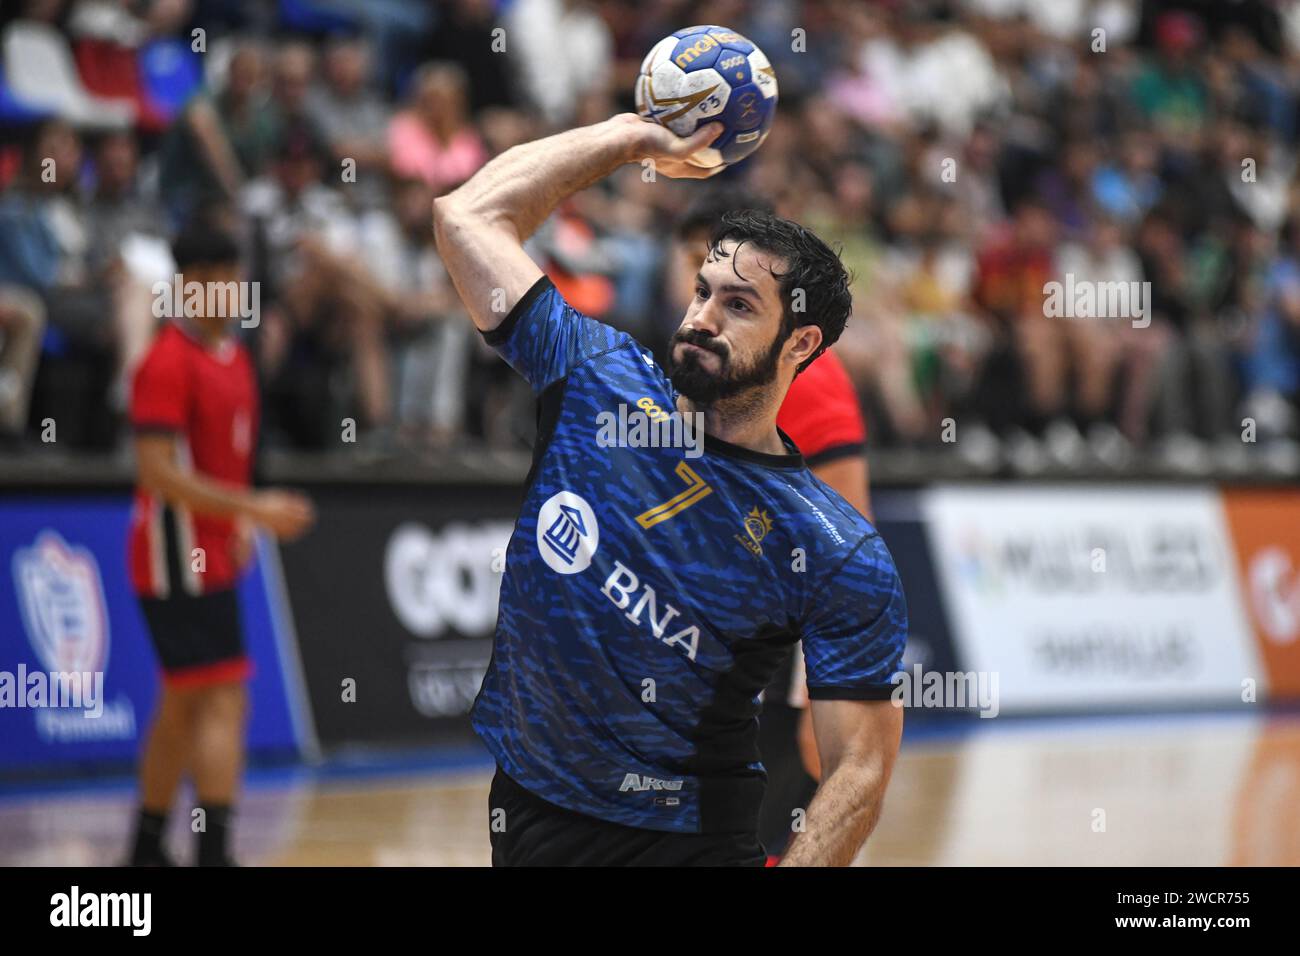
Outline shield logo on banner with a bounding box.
[12,530,110,676]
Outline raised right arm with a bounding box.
[432,113,721,333]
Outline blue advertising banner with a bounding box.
[0,496,309,774]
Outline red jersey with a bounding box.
[128,321,258,597]
[777,348,867,465]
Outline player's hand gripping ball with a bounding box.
[635,25,778,169]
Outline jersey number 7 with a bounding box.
[635,461,713,529]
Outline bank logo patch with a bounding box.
[537,492,599,574]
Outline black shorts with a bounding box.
[488,767,767,867]
[138,588,251,688]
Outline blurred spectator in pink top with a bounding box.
[387,62,487,193]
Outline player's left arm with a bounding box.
[796,455,872,780]
[779,697,902,866]
[781,534,907,866]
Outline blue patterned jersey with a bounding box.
[471,276,907,834]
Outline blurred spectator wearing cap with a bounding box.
[1135,10,1208,152]
[387,62,487,195]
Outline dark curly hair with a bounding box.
[706,209,852,374]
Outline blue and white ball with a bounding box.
[634,25,778,169]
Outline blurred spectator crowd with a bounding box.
[1,0,1300,475]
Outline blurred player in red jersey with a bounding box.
[126,226,315,866]
[670,191,872,861]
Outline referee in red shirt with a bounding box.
[126,226,315,866]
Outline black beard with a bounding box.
[668,326,784,406]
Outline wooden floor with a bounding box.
[3,712,1298,866]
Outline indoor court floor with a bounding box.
[3,711,1297,866]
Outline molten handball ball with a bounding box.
[634,24,778,169]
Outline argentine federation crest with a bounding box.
[12,530,111,675]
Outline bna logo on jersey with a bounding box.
[537,492,599,574]
[13,531,110,674]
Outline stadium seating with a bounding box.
[2,21,134,129]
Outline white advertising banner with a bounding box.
[922,486,1262,710]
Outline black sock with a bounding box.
[130,808,170,865]
[197,804,233,866]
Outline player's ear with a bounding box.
[786,323,822,367]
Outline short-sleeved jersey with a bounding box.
[128,321,258,598]
[771,348,870,708]
[471,276,907,834]
[776,348,867,465]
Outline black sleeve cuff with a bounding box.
[481,274,554,347]
[133,422,182,435]
[807,683,897,701]
[805,441,866,469]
